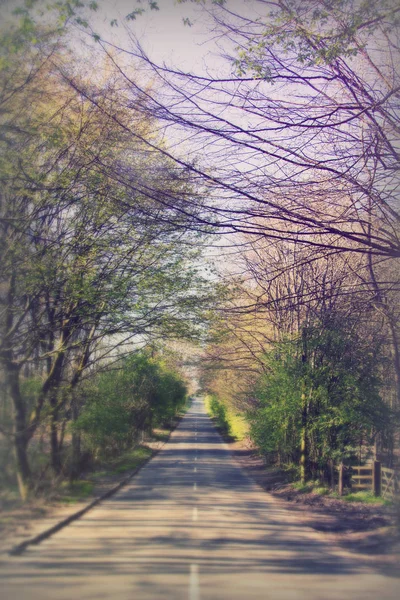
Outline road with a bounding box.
[0,398,398,599]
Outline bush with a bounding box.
[206,394,231,436]
[248,317,390,480]
[74,352,187,458]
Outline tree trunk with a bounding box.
[300,390,307,484]
[2,273,32,499]
[300,327,309,484]
[328,459,335,489]
[6,361,31,499]
[50,398,62,476]
[338,463,344,496]
[70,398,81,481]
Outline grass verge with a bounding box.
[290,480,391,505]
[204,394,248,441]
[342,491,390,505]
[57,480,95,504]
[104,446,153,475]
[0,407,189,548]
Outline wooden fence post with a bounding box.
[338,463,344,496]
[373,460,381,496]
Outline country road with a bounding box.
[0,398,398,600]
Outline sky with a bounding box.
[86,0,265,267]
[90,0,228,74]
[0,0,226,72]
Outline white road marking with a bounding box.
[189,564,199,600]
[195,457,197,461]
[193,482,197,491]
[194,467,197,473]
[192,507,198,522]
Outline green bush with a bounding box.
[74,352,187,458]
[248,316,390,480]
[206,394,231,435]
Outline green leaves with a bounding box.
[75,352,187,455]
[249,316,389,470]
[234,0,396,74]
[125,8,145,21]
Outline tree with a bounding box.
[200,227,396,477]
[74,351,187,458]
[249,315,389,481]
[0,15,214,496]
[58,0,397,420]
[105,0,397,258]
[111,0,400,419]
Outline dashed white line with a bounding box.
[192,507,198,522]
[193,482,197,491]
[194,466,197,473]
[189,564,199,600]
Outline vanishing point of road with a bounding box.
[0,398,398,599]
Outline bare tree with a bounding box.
[89,1,398,262]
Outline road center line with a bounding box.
[192,507,198,522]
[193,482,197,491]
[189,564,199,600]
[194,466,197,473]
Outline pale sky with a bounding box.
[91,0,228,74]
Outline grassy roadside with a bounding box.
[0,412,187,546]
[0,444,155,545]
[204,394,248,441]
[290,480,391,505]
[204,394,393,505]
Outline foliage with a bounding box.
[249,348,302,462]
[205,393,247,439]
[205,394,230,435]
[233,0,400,74]
[248,314,391,475]
[0,4,216,497]
[74,353,187,457]
[1,0,160,39]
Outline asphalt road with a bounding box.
[0,398,398,599]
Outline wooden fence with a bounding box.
[381,466,399,499]
[354,463,380,495]
[341,461,399,498]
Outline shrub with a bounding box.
[74,352,187,458]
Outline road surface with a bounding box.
[0,398,398,599]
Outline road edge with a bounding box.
[8,406,189,557]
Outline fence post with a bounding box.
[373,460,381,496]
[338,463,344,496]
